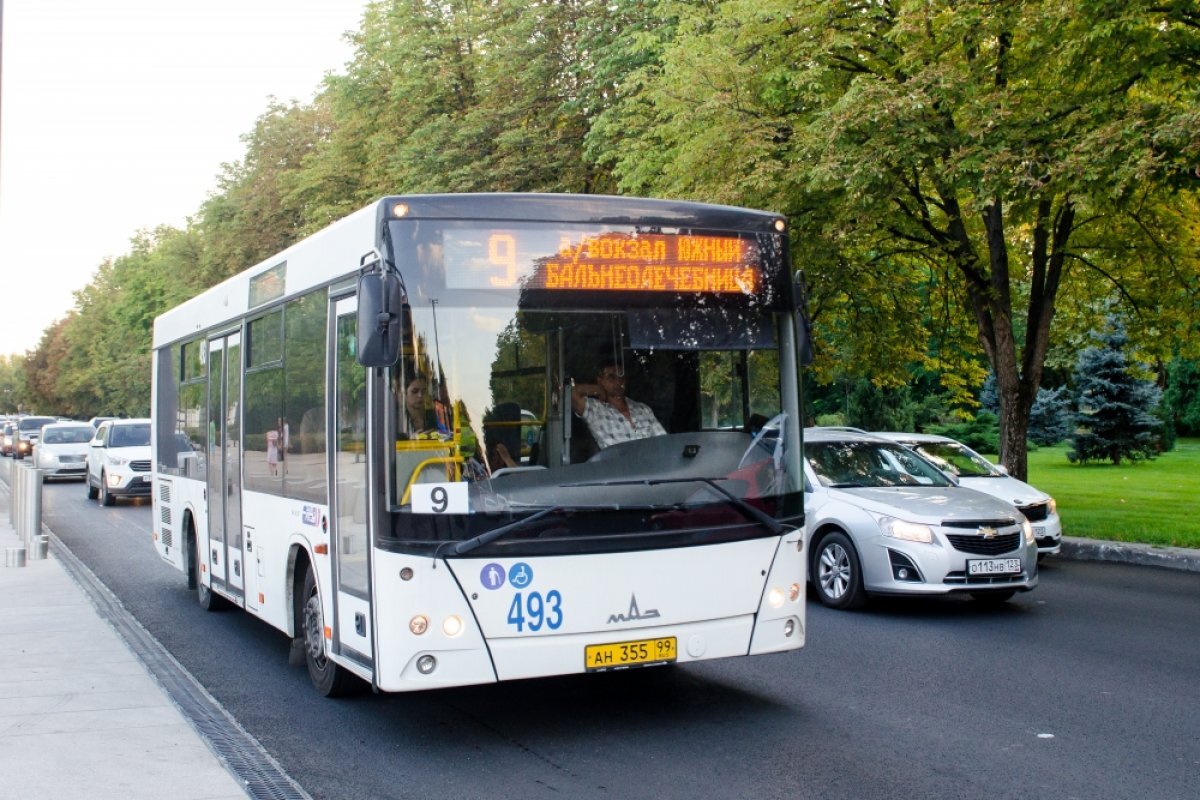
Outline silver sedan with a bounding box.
[804,429,1038,609]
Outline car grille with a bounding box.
[130,460,152,472]
[945,532,1022,555]
[1020,502,1049,522]
[943,570,1031,586]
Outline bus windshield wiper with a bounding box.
[440,505,563,557]
[563,477,786,535]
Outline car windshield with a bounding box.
[42,426,94,445]
[910,441,999,478]
[110,423,151,447]
[808,440,954,488]
[19,417,55,433]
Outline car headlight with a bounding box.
[1047,497,1057,515]
[876,515,934,543]
[108,455,130,467]
[1022,518,1035,545]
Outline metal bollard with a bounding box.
[13,463,26,539]
[31,535,49,561]
[5,546,26,568]
[28,466,43,545]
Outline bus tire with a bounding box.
[194,533,225,612]
[302,568,359,697]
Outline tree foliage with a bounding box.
[9,0,1199,469]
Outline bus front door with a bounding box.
[205,333,245,602]
[329,296,373,667]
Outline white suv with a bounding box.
[86,418,152,506]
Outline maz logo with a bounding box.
[607,594,661,624]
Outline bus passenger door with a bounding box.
[329,297,373,666]
[206,333,245,601]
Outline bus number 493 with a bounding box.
[507,590,564,632]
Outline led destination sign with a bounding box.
[443,227,762,295]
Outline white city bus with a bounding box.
[151,194,810,696]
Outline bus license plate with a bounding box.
[967,558,1021,576]
[585,637,677,672]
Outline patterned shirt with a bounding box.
[581,396,667,449]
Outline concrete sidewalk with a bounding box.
[0,504,251,799]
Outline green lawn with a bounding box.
[1004,438,1200,549]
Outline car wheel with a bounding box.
[302,568,360,697]
[970,590,1016,605]
[99,472,115,506]
[812,530,867,610]
[86,473,99,500]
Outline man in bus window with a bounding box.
[571,358,666,449]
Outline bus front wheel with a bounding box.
[193,531,225,612]
[301,568,359,697]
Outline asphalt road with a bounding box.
[31,475,1200,800]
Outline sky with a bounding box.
[0,0,370,357]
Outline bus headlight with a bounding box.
[442,615,463,637]
[767,587,785,609]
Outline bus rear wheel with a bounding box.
[302,568,359,697]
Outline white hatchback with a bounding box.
[876,432,1063,558]
[86,418,152,506]
[33,422,95,480]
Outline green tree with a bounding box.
[590,0,1200,480]
[1070,319,1162,464]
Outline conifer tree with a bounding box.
[1069,320,1161,465]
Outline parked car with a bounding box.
[13,415,58,459]
[86,418,152,506]
[875,432,1062,559]
[33,422,95,480]
[804,428,1038,609]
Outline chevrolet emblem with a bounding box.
[978,526,998,539]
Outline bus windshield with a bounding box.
[382,217,802,551]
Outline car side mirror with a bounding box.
[356,251,405,368]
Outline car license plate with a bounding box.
[585,637,677,672]
[141,475,152,483]
[967,558,1022,576]
[1032,526,1045,536]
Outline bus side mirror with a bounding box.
[793,273,814,367]
[357,263,404,368]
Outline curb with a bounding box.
[1059,536,1200,573]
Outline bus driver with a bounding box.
[571,358,666,449]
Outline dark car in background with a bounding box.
[14,416,57,459]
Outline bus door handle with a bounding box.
[355,613,366,637]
